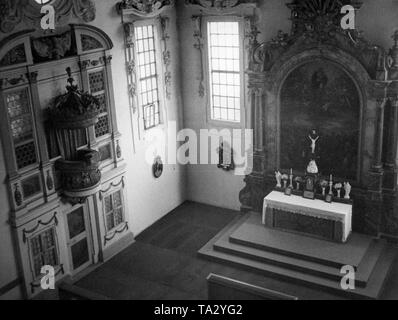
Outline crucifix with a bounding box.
[308,129,319,154]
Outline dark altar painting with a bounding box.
[280,61,360,180]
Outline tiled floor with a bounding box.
[74,201,398,300]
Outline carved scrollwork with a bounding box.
[116,141,122,159]
[46,171,54,191]
[117,0,173,17]
[159,15,172,99]
[32,31,74,62]
[388,31,398,81]
[14,183,23,207]
[81,35,103,52]
[104,222,129,246]
[0,0,96,34]
[186,0,257,10]
[250,1,385,80]
[0,44,26,67]
[22,212,58,243]
[0,74,26,88]
[124,22,138,113]
[192,15,205,97]
[99,177,125,200]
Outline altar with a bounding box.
[262,191,352,243]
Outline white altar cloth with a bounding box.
[262,191,352,242]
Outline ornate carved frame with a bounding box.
[239,1,398,238]
[0,0,96,34]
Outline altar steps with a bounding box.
[198,213,397,300]
[213,238,384,288]
[229,218,372,269]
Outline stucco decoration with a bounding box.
[252,0,387,80]
[0,0,96,34]
[186,0,257,9]
[117,0,173,17]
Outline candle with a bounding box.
[330,174,332,182]
[290,168,293,175]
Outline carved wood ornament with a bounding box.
[0,0,96,34]
[239,0,398,238]
[186,0,257,10]
[117,0,172,17]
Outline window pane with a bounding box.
[104,195,113,213]
[208,21,241,122]
[135,25,161,129]
[71,239,89,270]
[30,228,58,277]
[106,213,115,231]
[67,207,86,239]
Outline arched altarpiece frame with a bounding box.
[239,1,398,239]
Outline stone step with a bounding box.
[198,214,397,299]
[199,240,396,300]
[213,236,385,287]
[229,214,373,269]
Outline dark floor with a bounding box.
[75,201,398,300]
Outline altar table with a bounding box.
[262,191,352,243]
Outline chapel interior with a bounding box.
[1,0,398,301]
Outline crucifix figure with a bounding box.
[308,130,319,155]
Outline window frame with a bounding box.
[103,189,126,234]
[203,16,246,128]
[88,68,112,140]
[3,84,41,173]
[133,19,167,132]
[28,226,60,280]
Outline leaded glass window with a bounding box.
[30,228,58,278]
[104,190,124,232]
[207,21,242,123]
[5,88,38,169]
[89,70,110,138]
[135,25,161,130]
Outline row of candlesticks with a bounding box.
[275,170,352,199]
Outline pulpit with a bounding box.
[262,191,352,243]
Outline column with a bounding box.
[384,98,398,191]
[254,88,264,152]
[373,98,387,171]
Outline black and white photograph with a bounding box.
[0,0,398,310]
